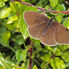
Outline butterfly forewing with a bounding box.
[24,11,49,27]
[28,22,47,39]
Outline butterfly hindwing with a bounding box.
[54,23,69,44]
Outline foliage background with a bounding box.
[0,0,69,69]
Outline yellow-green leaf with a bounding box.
[0,8,11,19]
[50,0,58,7]
[33,65,38,69]
[7,15,18,24]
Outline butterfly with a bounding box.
[24,11,69,46]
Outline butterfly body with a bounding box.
[24,11,69,46]
[42,17,54,36]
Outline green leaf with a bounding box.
[22,63,27,69]
[41,62,50,69]
[31,38,41,52]
[6,22,17,30]
[0,30,11,46]
[45,5,51,10]
[50,58,56,69]
[19,13,29,39]
[16,49,23,62]
[45,46,53,52]
[3,0,8,2]
[2,30,11,41]
[63,17,69,29]
[0,1,5,7]
[55,4,65,22]
[58,0,63,3]
[10,2,17,13]
[24,6,38,12]
[0,53,14,69]
[40,52,51,62]
[55,15,62,23]
[50,57,65,69]
[55,57,65,69]
[7,15,18,24]
[37,0,42,7]
[55,4,65,11]
[22,48,28,62]
[14,35,25,45]
[33,65,38,69]
[16,48,27,62]
[53,48,61,56]
[50,0,58,7]
[0,8,11,19]
[58,45,69,51]
[61,51,69,62]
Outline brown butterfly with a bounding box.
[24,11,69,46]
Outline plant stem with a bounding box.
[16,0,69,14]
[28,48,32,69]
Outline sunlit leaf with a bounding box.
[0,8,11,19]
[33,65,38,69]
[7,15,18,24]
[50,0,58,7]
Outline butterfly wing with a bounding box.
[54,23,69,44]
[24,11,57,46]
[40,23,57,46]
[24,11,49,39]
[24,11,49,27]
[28,23,47,39]
[28,22,57,46]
